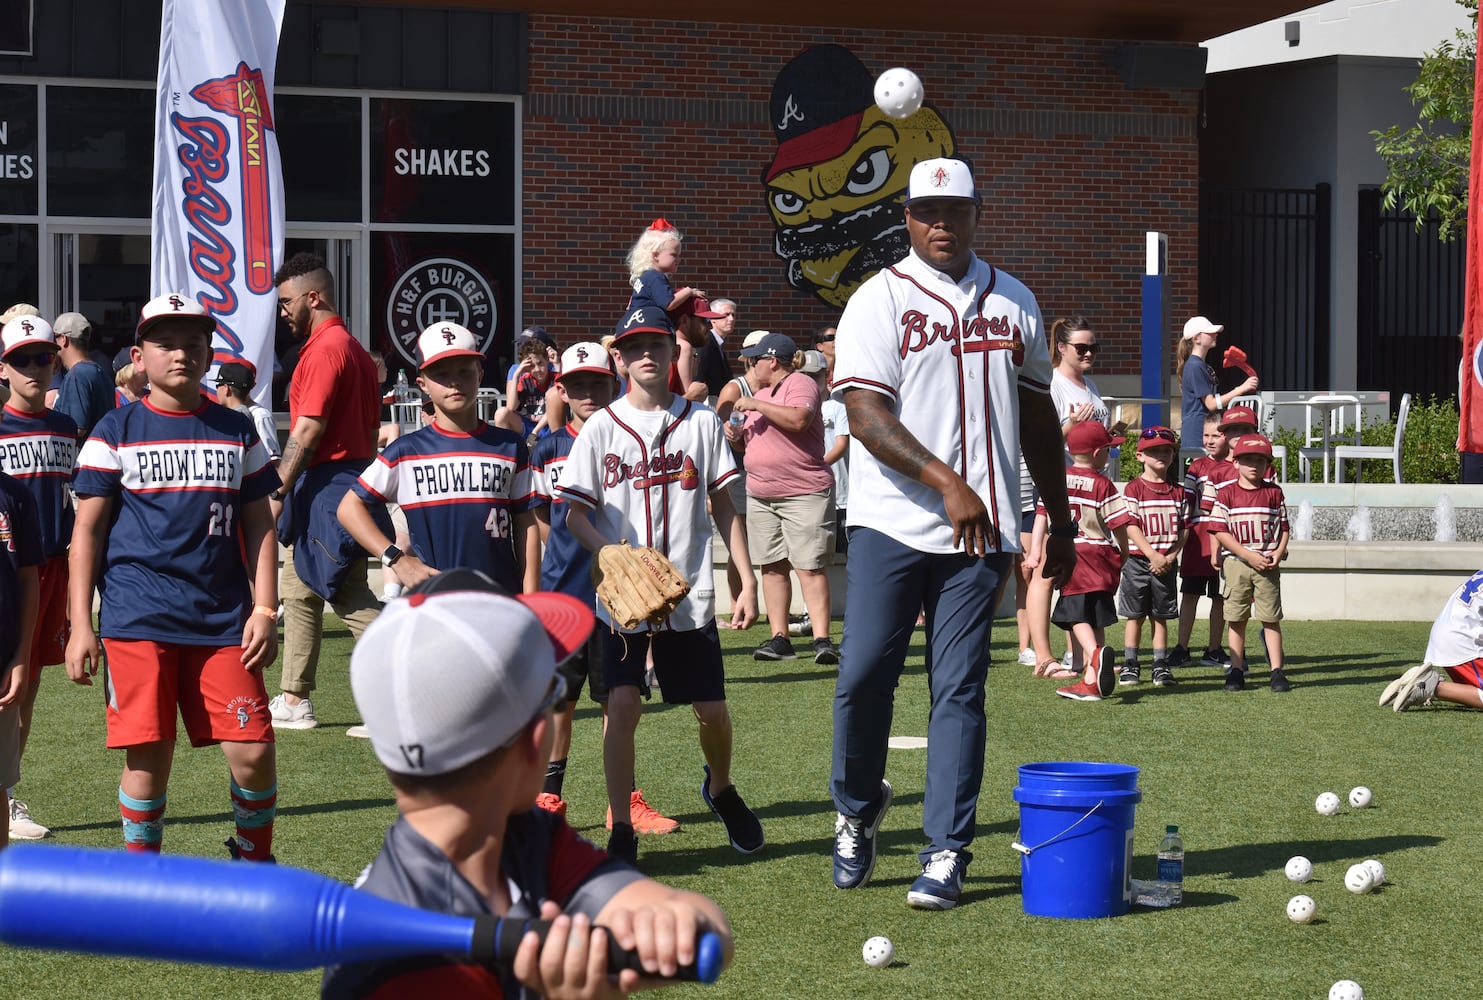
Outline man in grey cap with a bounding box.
[52,312,114,441]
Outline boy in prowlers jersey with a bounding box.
[0,315,76,839]
[339,322,538,595]
[66,293,281,860]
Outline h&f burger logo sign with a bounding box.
[386,257,497,367]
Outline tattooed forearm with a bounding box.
[844,388,937,483]
[276,436,309,492]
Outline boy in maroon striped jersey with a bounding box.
[1210,434,1291,693]
[1117,426,1188,687]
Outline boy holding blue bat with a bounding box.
[324,568,732,998]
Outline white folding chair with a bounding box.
[1297,394,1360,483]
[1335,393,1410,484]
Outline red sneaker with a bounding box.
[1056,680,1103,702]
[606,789,681,834]
[535,792,568,819]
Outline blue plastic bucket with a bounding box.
[1012,761,1142,919]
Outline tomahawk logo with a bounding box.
[778,94,805,130]
[387,257,497,369]
[930,165,950,188]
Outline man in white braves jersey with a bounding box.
[557,305,761,866]
[829,157,1077,910]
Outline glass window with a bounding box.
[370,98,515,226]
[0,85,37,215]
[277,94,360,223]
[372,231,515,381]
[0,224,38,307]
[47,87,153,218]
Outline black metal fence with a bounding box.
[1198,184,1331,392]
[1356,187,1464,405]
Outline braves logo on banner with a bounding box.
[152,0,286,404]
[386,257,497,369]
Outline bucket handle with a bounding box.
[1010,799,1104,856]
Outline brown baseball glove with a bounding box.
[592,542,692,631]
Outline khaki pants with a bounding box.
[279,546,381,696]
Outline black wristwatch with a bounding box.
[380,544,404,567]
[269,489,285,502]
[1048,520,1080,539]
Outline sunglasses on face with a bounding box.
[6,351,55,369]
[1141,427,1177,443]
[1068,342,1099,356]
[817,335,835,343]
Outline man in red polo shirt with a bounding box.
[267,253,385,735]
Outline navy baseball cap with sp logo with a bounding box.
[137,292,217,341]
[416,322,484,369]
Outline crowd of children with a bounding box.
[1025,399,1293,702]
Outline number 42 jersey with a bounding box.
[73,398,280,645]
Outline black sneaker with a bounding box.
[1223,667,1246,692]
[1165,645,1191,667]
[607,822,639,864]
[223,837,275,863]
[1202,647,1232,667]
[1118,660,1141,686]
[1094,646,1118,697]
[813,637,840,665]
[1151,660,1176,687]
[1269,668,1292,693]
[753,634,797,660]
[701,764,764,854]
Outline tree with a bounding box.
[1372,0,1478,241]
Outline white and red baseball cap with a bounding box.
[350,569,594,776]
[556,341,616,382]
[1,315,57,360]
[905,157,980,205]
[416,322,484,370]
[137,293,217,340]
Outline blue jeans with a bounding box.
[831,527,1009,864]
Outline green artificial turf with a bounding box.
[2,614,1475,998]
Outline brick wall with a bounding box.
[522,17,1200,377]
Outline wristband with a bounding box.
[1047,520,1079,539]
[252,605,279,621]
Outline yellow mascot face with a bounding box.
[763,45,958,309]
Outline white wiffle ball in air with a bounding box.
[874,68,924,119]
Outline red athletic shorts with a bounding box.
[29,555,69,676]
[101,639,275,749]
[1444,657,1483,689]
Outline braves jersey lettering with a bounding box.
[126,443,241,490]
[556,396,736,632]
[832,249,1053,555]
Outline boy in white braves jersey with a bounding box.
[1380,567,1483,712]
[558,305,761,865]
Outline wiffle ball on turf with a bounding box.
[1315,791,1341,816]
[873,68,924,119]
[1286,894,1317,923]
[1348,786,1372,808]
[1329,980,1364,1000]
[862,936,894,968]
[1361,858,1386,886]
[1344,863,1375,894]
[1284,856,1313,883]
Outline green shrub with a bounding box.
[1274,395,1460,484]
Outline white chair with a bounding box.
[1334,393,1410,484]
[1223,394,1288,481]
[1297,394,1361,483]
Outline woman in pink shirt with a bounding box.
[724,333,838,665]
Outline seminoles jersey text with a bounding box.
[1211,482,1289,559]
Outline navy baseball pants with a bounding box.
[831,527,1010,864]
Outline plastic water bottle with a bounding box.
[1156,825,1184,904]
[394,368,410,403]
[728,412,745,429]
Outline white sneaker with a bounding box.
[268,694,318,730]
[8,795,50,840]
[345,725,370,739]
[787,613,812,637]
[1017,648,1038,667]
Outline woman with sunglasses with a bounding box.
[1018,317,1118,678]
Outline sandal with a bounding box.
[1036,660,1079,680]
